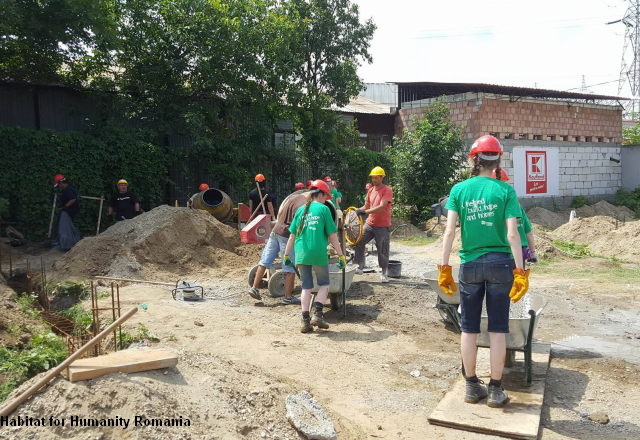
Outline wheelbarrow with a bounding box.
[248,262,288,297]
[422,267,462,332]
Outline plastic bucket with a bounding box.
[387,260,402,278]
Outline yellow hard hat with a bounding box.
[369,166,385,177]
[117,179,128,185]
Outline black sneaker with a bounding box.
[300,316,313,333]
[248,287,262,301]
[487,385,509,408]
[464,380,488,404]
[310,313,329,329]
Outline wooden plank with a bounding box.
[428,343,551,440]
[64,349,177,382]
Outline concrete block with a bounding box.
[576,181,584,189]
[571,175,580,181]
[571,189,581,196]
[560,147,570,153]
[571,160,579,167]
[559,182,567,190]
[560,160,571,168]
[560,174,571,182]
[567,181,576,189]
[584,181,592,189]
[566,153,574,160]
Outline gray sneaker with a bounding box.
[355,267,364,275]
[487,385,509,408]
[283,296,301,305]
[464,380,488,404]
[248,287,262,301]
[300,316,313,333]
[310,313,329,329]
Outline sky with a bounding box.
[352,0,632,97]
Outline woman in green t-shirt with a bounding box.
[284,180,346,333]
[439,135,530,408]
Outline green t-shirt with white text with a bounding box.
[330,188,342,209]
[289,201,338,266]
[517,206,532,247]
[445,177,521,264]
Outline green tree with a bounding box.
[279,0,376,175]
[387,100,467,224]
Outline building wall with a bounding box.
[395,93,623,143]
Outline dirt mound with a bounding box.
[550,216,640,261]
[390,217,426,240]
[551,216,620,244]
[53,206,259,280]
[526,207,567,230]
[576,200,635,221]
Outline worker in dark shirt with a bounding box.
[53,174,81,250]
[54,174,79,219]
[108,179,140,221]
[249,174,275,220]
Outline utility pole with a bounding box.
[611,0,640,117]
[580,75,588,93]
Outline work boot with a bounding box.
[310,312,329,329]
[300,316,313,333]
[464,380,488,404]
[487,385,509,408]
[248,287,262,301]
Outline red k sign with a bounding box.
[526,151,547,194]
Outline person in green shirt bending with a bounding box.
[284,180,346,333]
[439,135,529,409]
[492,169,537,264]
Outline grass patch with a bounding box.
[48,281,90,299]
[58,304,93,331]
[0,332,67,403]
[551,240,592,257]
[533,258,640,283]
[118,323,159,348]
[398,235,437,246]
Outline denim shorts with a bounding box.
[298,264,330,290]
[459,252,514,334]
[259,233,295,274]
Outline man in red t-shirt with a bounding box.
[355,166,393,283]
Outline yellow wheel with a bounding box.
[344,207,364,245]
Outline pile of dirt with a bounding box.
[53,206,260,281]
[551,216,640,261]
[526,207,567,230]
[576,200,635,221]
[0,276,46,349]
[390,217,426,240]
[551,216,619,244]
[423,228,462,263]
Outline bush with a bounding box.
[570,195,589,209]
[615,188,640,217]
[0,124,168,239]
[387,99,467,224]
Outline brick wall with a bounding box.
[395,94,623,143]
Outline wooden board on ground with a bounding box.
[428,343,551,440]
[64,349,178,382]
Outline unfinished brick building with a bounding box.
[392,82,627,207]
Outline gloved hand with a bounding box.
[283,254,293,267]
[526,251,538,264]
[437,264,457,297]
[337,255,346,270]
[355,209,366,217]
[509,268,530,303]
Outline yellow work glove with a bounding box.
[283,255,293,267]
[437,264,457,297]
[509,268,530,303]
[337,255,346,270]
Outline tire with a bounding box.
[436,296,452,324]
[268,271,287,297]
[329,292,341,311]
[248,265,266,288]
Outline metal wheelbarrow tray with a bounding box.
[423,268,462,332]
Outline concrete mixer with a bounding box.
[191,188,234,222]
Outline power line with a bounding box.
[414,22,619,39]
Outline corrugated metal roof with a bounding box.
[392,81,628,102]
[333,95,393,115]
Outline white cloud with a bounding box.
[354,0,630,97]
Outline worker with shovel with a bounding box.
[354,166,394,283]
[283,180,346,333]
[492,169,538,264]
[439,135,529,408]
[249,174,275,220]
[247,189,307,305]
[108,179,140,221]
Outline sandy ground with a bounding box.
[2,240,640,440]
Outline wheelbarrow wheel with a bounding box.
[436,296,452,324]
[329,292,341,311]
[268,271,287,297]
[248,265,267,288]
